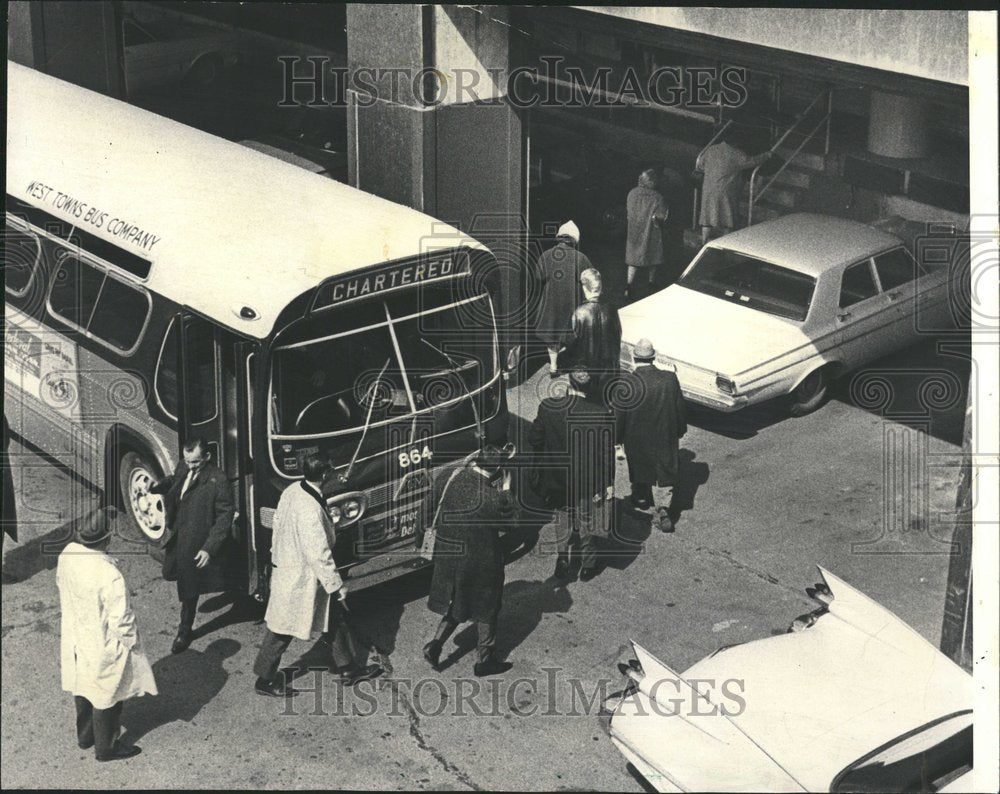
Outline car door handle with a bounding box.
[887,290,902,301]
[837,311,852,322]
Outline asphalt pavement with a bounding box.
[1,337,967,790]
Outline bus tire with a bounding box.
[118,450,167,546]
[787,367,829,417]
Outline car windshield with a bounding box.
[831,712,972,793]
[270,284,497,437]
[678,247,816,321]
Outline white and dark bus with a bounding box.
[5,62,512,592]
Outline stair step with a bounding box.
[739,200,783,223]
[777,146,826,172]
[772,167,813,189]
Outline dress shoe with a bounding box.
[423,640,443,670]
[579,566,599,582]
[548,368,559,379]
[339,663,383,686]
[554,555,571,581]
[255,677,299,698]
[78,738,95,750]
[657,515,675,533]
[473,659,513,677]
[171,630,192,654]
[96,745,142,762]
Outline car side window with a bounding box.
[839,260,878,308]
[874,248,919,291]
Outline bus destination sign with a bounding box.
[316,251,471,309]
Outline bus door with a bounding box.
[174,310,257,589]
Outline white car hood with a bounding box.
[611,567,973,792]
[618,286,812,378]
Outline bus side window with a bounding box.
[48,254,150,354]
[3,222,41,299]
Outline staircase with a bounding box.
[683,87,834,249]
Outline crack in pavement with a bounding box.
[390,681,482,791]
[689,542,806,598]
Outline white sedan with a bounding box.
[619,214,955,415]
[606,566,973,792]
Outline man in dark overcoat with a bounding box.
[625,169,669,300]
[424,445,517,677]
[149,437,234,653]
[615,338,687,533]
[534,220,590,378]
[563,268,622,395]
[529,367,616,582]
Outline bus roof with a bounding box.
[6,62,487,339]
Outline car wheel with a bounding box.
[788,367,829,416]
[118,450,166,544]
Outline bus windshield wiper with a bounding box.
[421,338,483,443]
[341,357,391,484]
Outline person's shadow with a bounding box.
[670,449,710,529]
[121,637,239,744]
[438,578,573,669]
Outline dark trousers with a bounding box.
[253,600,363,682]
[177,597,198,634]
[74,696,123,757]
[433,607,497,664]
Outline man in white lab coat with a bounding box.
[252,454,382,697]
[57,509,157,761]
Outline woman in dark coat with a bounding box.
[534,220,592,377]
[424,447,517,676]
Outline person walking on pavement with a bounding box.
[57,509,157,761]
[625,169,669,300]
[423,445,518,677]
[564,268,622,395]
[529,366,616,582]
[697,126,772,243]
[149,437,235,654]
[534,220,591,378]
[615,339,687,533]
[253,454,382,697]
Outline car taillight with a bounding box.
[716,376,737,394]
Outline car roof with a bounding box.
[707,213,904,277]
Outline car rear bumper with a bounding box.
[680,386,749,412]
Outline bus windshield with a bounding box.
[270,283,498,437]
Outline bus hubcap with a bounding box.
[129,468,165,541]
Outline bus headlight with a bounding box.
[327,493,367,526]
[716,376,737,395]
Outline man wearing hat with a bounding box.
[534,220,592,378]
[529,366,616,581]
[616,339,687,532]
[252,454,382,697]
[424,444,518,676]
[57,509,157,761]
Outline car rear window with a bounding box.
[678,248,816,321]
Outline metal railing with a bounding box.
[747,88,833,226]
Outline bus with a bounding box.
[4,62,513,593]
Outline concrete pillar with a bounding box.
[867,90,930,159]
[345,4,523,339]
[7,0,123,98]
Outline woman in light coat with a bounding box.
[57,510,156,761]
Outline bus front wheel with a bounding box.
[118,451,166,544]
